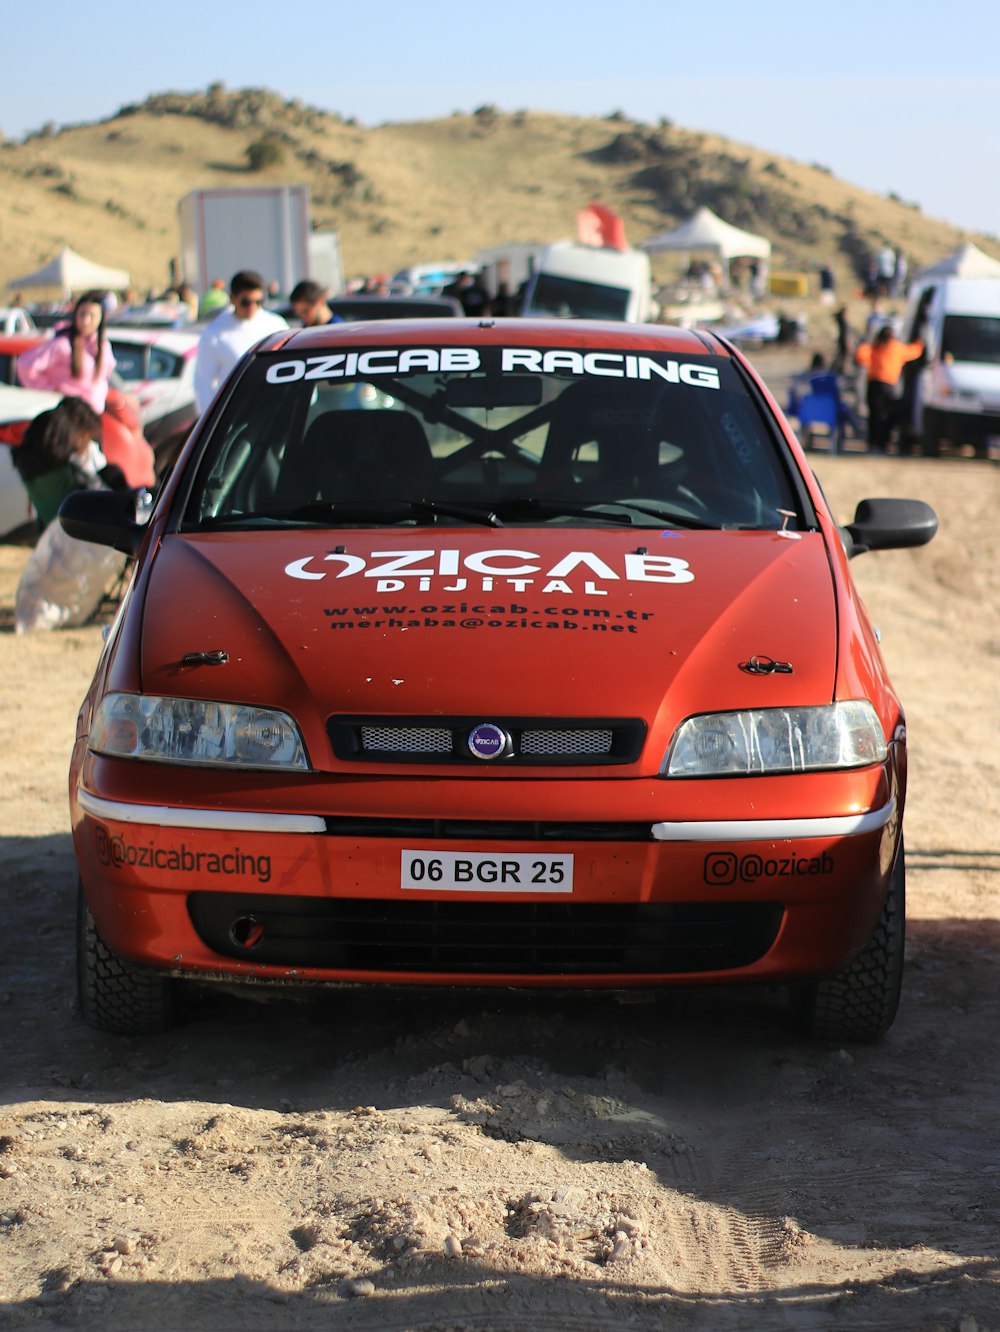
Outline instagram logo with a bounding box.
[704,851,738,886]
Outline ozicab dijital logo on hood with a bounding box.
[284,547,695,596]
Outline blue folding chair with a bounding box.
[787,373,859,454]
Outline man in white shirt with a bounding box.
[193,269,288,414]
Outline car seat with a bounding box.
[277,408,435,509]
[540,381,692,501]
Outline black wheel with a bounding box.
[791,844,905,1043]
[971,432,994,460]
[77,881,177,1035]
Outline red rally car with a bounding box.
[60,318,937,1040]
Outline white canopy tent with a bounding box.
[912,241,1000,284]
[641,206,771,290]
[6,246,130,298]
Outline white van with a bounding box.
[520,242,654,323]
[901,277,1000,457]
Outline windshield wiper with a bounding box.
[408,498,503,526]
[492,496,721,529]
[196,497,727,531]
[211,498,505,528]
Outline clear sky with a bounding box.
[4,0,998,237]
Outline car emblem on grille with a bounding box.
[467,723,509,761]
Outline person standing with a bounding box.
[288,280,343,326]
[854,324,924,452]
[892,252,909,298]
[16,290,116,414]
[490,281,513,317]
[175,281,199,323]
[819,264,836,306]
[876,246,896,298]
[832,306,853,373]
[199,279,230,319]
[193,270,287,414]
[443,271,491,317]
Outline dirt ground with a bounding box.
[1,346,999,1330]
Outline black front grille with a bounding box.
[327,715,646,766]
[188,893,783,976]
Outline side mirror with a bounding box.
[841,497,938,558]
[59,488,151,556]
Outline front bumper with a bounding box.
[71,753,902,989]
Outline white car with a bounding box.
[0,307,37,335]
[107,329,200,473]
[0,384,62,537]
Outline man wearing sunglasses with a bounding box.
[194,269,288,414]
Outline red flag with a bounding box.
[576,203,627,251]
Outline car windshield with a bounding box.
[527,274,631,321]
[941,314,1000,364]
[182,343,802,532]
[327,300,459,321]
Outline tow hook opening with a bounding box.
[230,916,265,949]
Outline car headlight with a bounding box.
[90,693,309,770]
[663,701,887,777]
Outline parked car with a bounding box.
[0,333,50,388]
[62,317,937,1040]
[108,329,200,474]
[390,262,477,297]
[322,295,462,322]
[0,384,62,536]
[0,332,155,488]
[0,307,37,335]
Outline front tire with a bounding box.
[791,844,905,1043]
[77,881,177,1035]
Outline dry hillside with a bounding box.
[1,85,997,297]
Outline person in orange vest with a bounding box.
[854,323,924,452]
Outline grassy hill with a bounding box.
[1,86,996,300]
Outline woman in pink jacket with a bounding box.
[16,290,116,413]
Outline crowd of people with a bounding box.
[4,239,933,629]
[783,288,925,455]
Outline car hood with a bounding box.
[139,528,837,752]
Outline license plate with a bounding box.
[400,849,574,893]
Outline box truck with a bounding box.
[179,186,342,299]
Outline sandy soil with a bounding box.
[1,347,998,1330]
